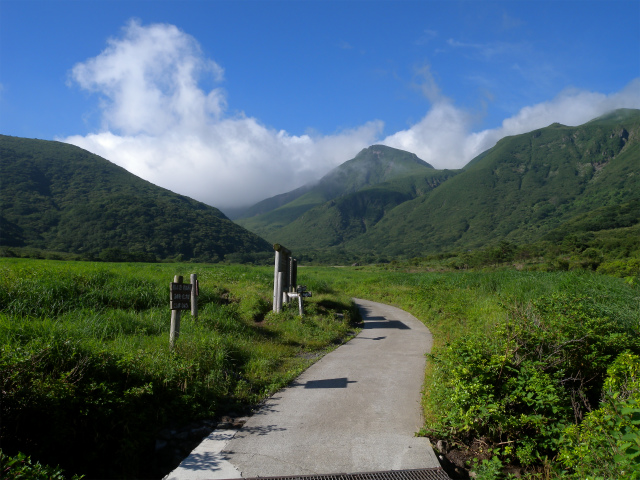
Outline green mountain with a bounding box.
[235,144,453,245]
[345,108,640,258]
[236,109,639,260]
[0,135,271,261]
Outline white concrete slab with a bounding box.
[163,430,241,479]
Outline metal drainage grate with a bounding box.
[242,467,451,480]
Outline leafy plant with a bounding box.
[558,352,640,479]
[0,451,83,479]
[0,259,358,478]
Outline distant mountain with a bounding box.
[235,144,452,245]
[0,135,271,261]
[346,108,640,257]
[236,109,639,260]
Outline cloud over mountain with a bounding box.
[64,20,640,210]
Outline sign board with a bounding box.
[170,282,192,310]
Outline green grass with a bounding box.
[3,258,639,478]
[304,266,640,478]
[0,258,359,478]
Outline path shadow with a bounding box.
[364,319,410,329]
[290,377,357,389]
[305,377,357,389]
[252,399,281,415]
[233,424,287,438]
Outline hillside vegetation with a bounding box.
[236,109,640,264]
[0,135,271,262]
[235,144,453,245]
[0,258,358,478]
[349,109,640,258]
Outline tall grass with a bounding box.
[303,266,640,478]
[0,259,358,478]
[4,259,638,478]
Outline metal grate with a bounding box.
[241,468,451,480]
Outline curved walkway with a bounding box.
[165,298,441,479]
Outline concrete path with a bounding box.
[165,298,440,479]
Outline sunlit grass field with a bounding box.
[0,258,358,478]
[2,259,639,478]
[309,265,640,478]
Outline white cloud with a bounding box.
[64,20,640,211]
[64,20,382,210]
[383,78,640,169]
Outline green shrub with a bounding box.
[422,293,640,469]
[558,352,640,479]
[0,450,83,479]
[0,259,358,478]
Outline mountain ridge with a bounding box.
[236,109,640,259]
[235,144,441,240]
[0,135,271,261]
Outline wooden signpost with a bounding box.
[170,280,192,310]
[169,274,199,349]
[272,244,310,316]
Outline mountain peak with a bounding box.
[355,144,434,169]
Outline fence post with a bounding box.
[291,259,298,292]
[277,272,285,313]
[190,273,198,320]
[273,250,281,312]
[273,244,291,312]
[170,275,183,350]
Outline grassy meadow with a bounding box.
[0,258,358,478]
[309,265,640,479]
[2,258,639,478]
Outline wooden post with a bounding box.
[273,250,281,312]
[288,257,294,292]
[276,272,284,313]
[190,273,198,320]
[170,275,183,349]
[291,259,298,292]
[273,244,291,312]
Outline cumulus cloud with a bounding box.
[64,20,640,210]
[383,78,640,169]
[64,20,381,210]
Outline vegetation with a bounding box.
[0,135,271,262]
[2,255,639,478]
[305,265,640,478]
[237,109,640,261]
[235,144,449,244]
[346,109,640,258]
[0,258,359,478]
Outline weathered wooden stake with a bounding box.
[273,250,281,311]
[170,275,183,349]
[273,244,291,312]
[190,273,198,320]
[291,259,298,292]
[276,272,284,312]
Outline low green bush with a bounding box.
[558,352,640,479]
[422,292,640,474]
[0,259,358,478]
[0,450,83,479]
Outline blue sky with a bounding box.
[1,0,639,210]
